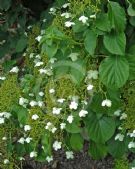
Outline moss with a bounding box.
[0,75,20,112]
[114,158,129,169]
[27,107,46,141]
[122,81,135,131]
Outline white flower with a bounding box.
[52,107,62,115]
[65,21,75,27]
[29,100,38,107]
[4,159,9,164]
[90,14,96,19]
[115,133,124,141]
[49,58,57,64]
[24,125,31,132]
[35,35,42,42]
[101,99,112,107]
[29,93,34,97]
[79,110,88,117]
[39,68,47,74]
[69,101,78,110]
[46,156,53,163]
[45,122,52,130]
[53,141,62,151]
[68,53,79,62]
[51,127,57,133]
[57,98,65,103]
[0,118,5,124]
[38,101,44,107]
[18,137,25,144]
[10,66,19,73]
[39,91,44,97]
[2,137,7,141]
[49,7,56,15]
[35,54,41,59]
[19,97,28,107]
[120,113,127,120]
[67,115,74,123]
[30,151,37,158]
[60,123,66,130]
[61,12,72,19]
[19,157,25,161]
[49,88,55,94]
[32,114,39,120]
[25,137,32,143]
[87,70,98,79]
[29,53,34,58]
[3,112,11,119]
[34,61,44,67]
[128,142,135,149]
[66,151,74,159]
[132,167,135,169]
[0,76,6,80]
[62,3,70,8]
[114,109,121,116]
[79,15,88,24]
[87,84,94,91]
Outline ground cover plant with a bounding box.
[0,0,135,168]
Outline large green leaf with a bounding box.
[99,56,129,89]
[108,1,126,32]
[103,32,126,55]
[108,138,128,158]
[89,141,107,159]
[95,13,111,32]
[85,113,116,143]
[84,30,97,55]
[70,133,84,151]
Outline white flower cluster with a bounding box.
[53,141,62,151]
[0,76,6,81]
[18,137,32,144]
[45,122,57,133]
[0,112,11,124]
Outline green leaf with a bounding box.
[84,30,97,55]
[95,13,111,32]
[12,105,28,124]
[53,60,86,85]
[99,56,129,89]
[73,20,87,33]
[103,32,126,55]
[108,1,126,32]
[41,43,58,58]
[70,133,84,151]
[108,138,128,158]
[90,93,107,114]
[66,122,81,134]
[0,0,11,10]
[89,141,107,159]
[85,113,116,143]
[16,36,27,53]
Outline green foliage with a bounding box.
[0,75,20,112]
[1,0,135,166]
[99,56,129,89]
[114,158,129,169]
[85,112,116,143]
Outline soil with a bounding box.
[23,143,114,169]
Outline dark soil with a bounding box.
[23,143,114,169]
